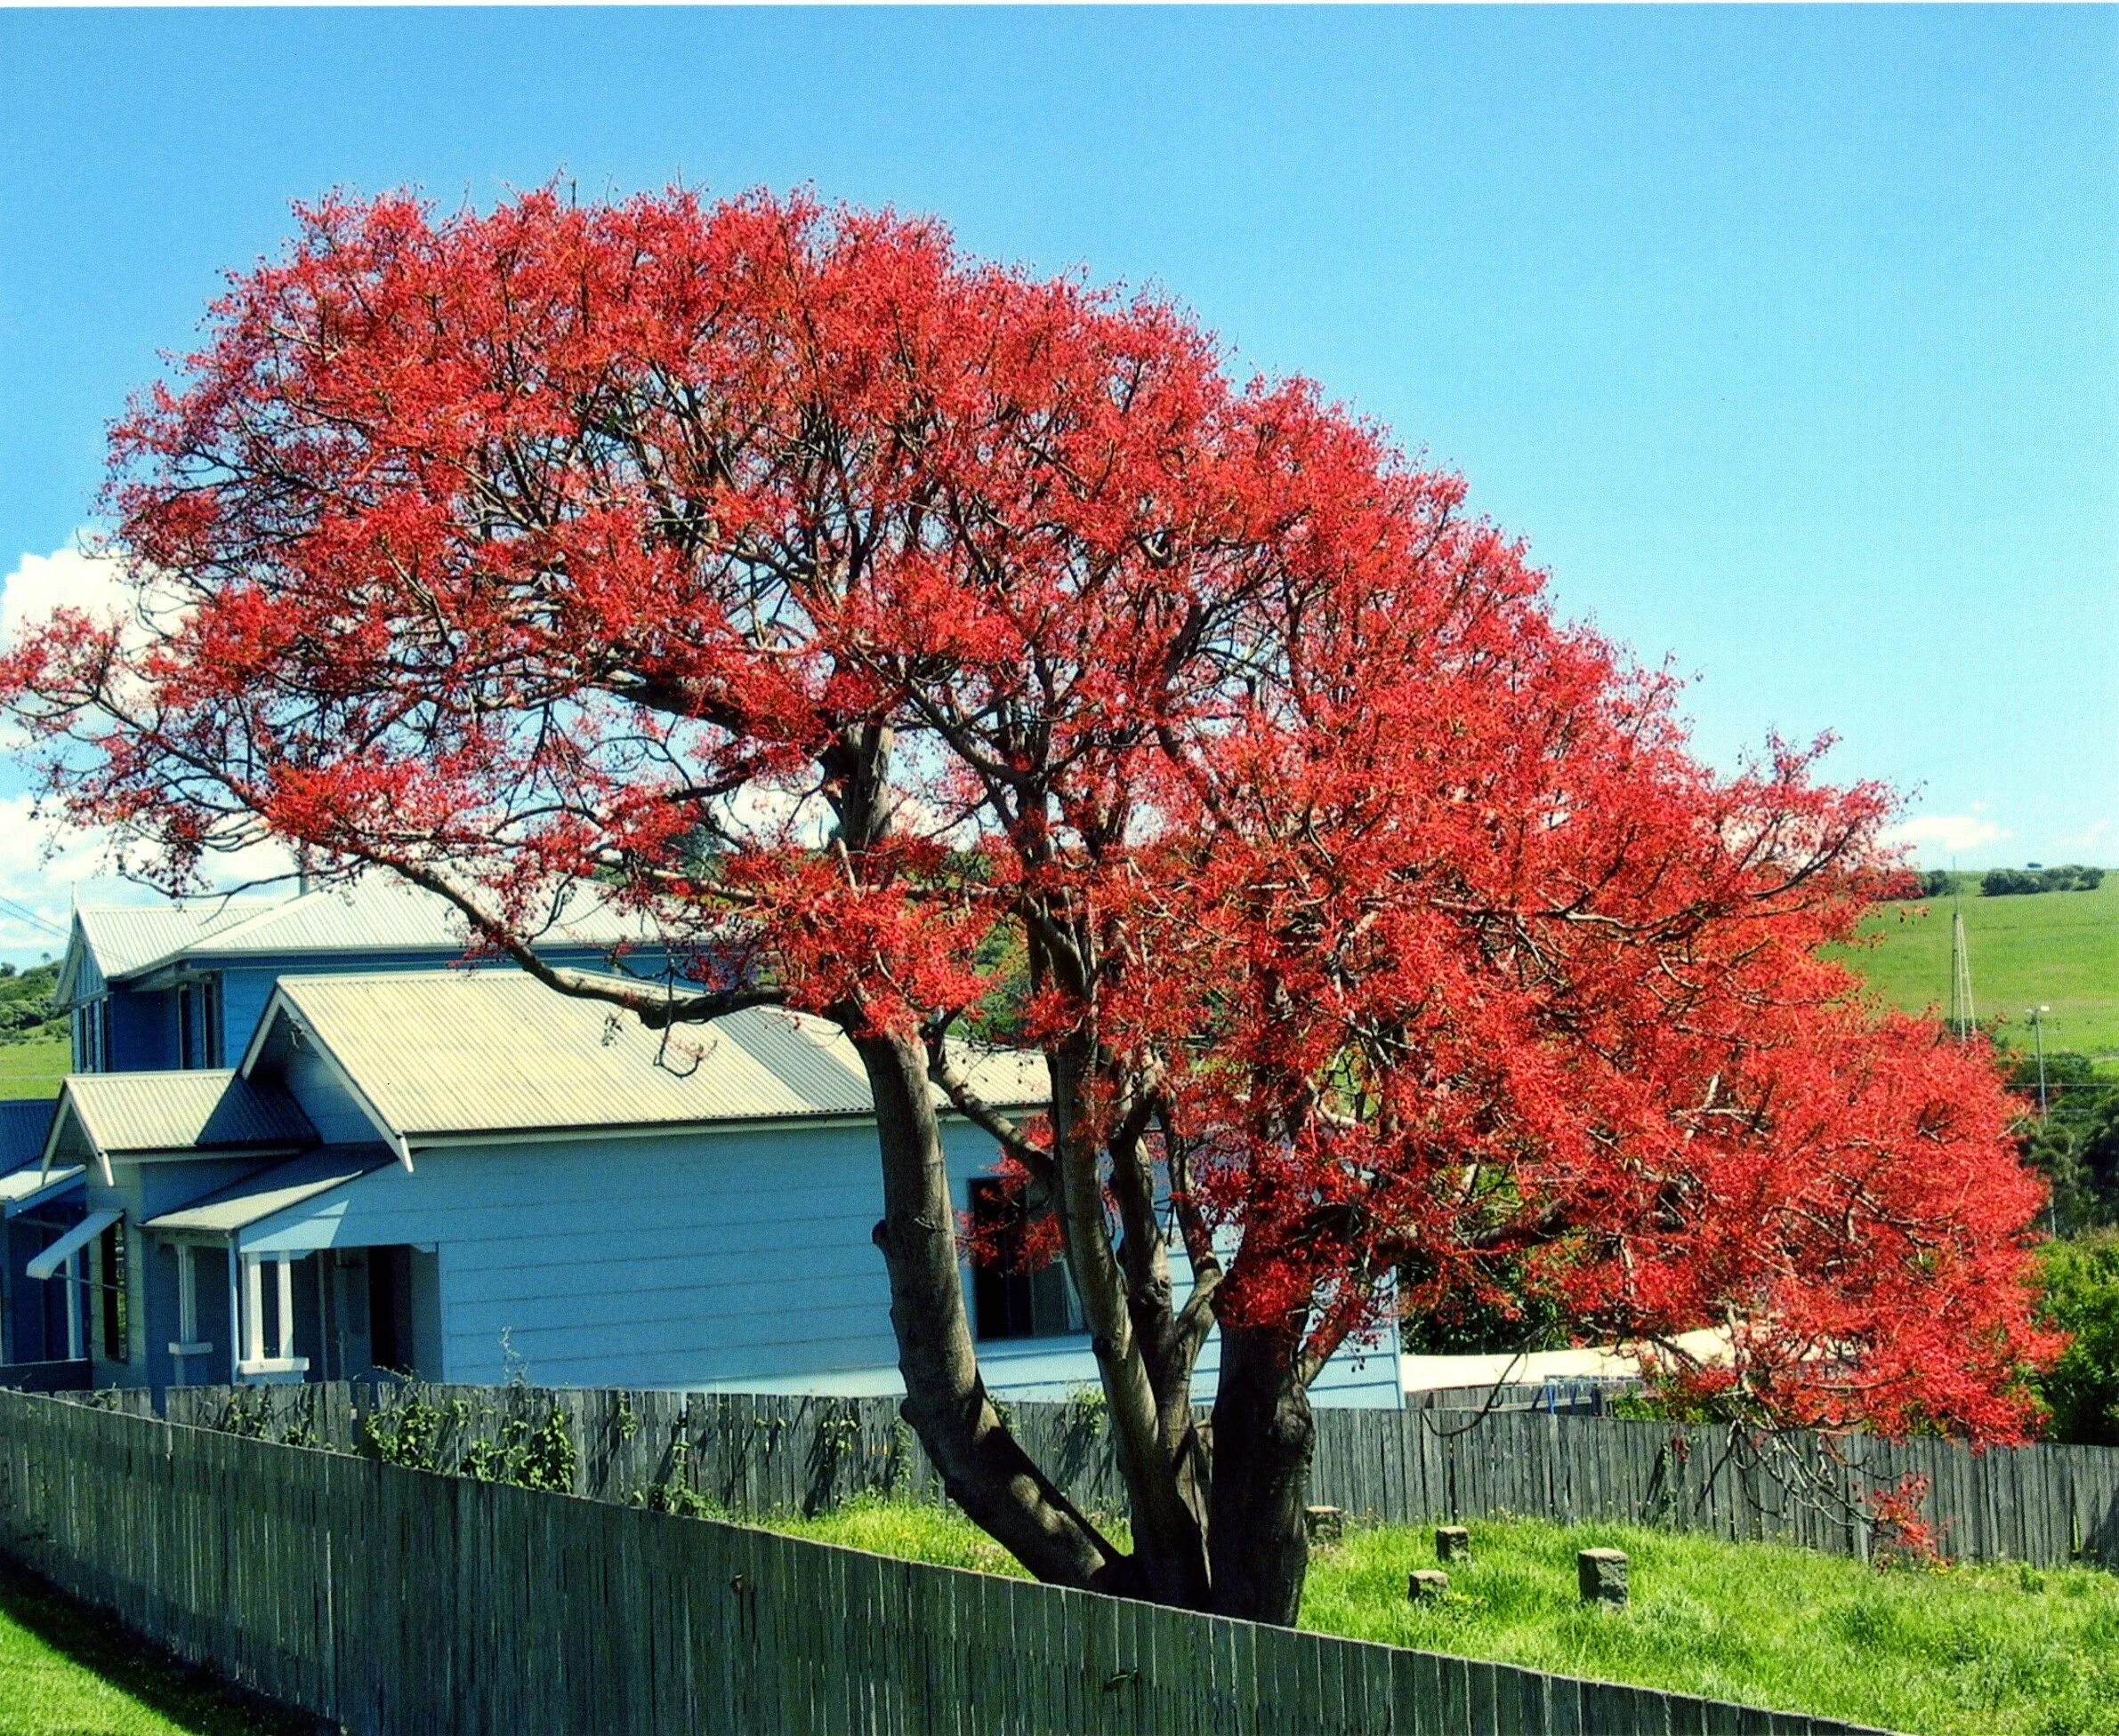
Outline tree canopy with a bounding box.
[0,188,2053,1618]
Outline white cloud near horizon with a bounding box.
[1,536,300,962]
[1881,811,2012,859]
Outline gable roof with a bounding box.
[60,898,280,1000]
[60,877,665,1003]
[255,969,1049,1145]
[46,1071,316,1178]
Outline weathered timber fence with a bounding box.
[0,1390,1890,1736]
[125,1380,2119,1570]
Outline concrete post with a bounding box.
[1304,1506,1347,1547]
[1578,1547,1629,1607]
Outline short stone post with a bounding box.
[1578,1547,1628,1608]
[1303,1505,1347,1547]
[1407,1569,1451,1603]
[1435,1525,1470,1564]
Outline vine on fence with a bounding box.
[463,1408,580,1493]
[359,1388,466,1472]
[214,1387,274,1440]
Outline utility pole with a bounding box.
[1948,876,1977,1042]
[2028,1005,2052,1117]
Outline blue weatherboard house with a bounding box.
[8,882,1404,1407]
[0,878,654,1369]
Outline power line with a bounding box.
[0,894,68,939]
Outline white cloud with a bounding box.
[0,793,109,960]
[0,794,301,966]
[1882,812,2012,859]
[0,538,132,651]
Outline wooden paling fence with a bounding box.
[0,1390,1890,1736]
[131,1380,2119,1570]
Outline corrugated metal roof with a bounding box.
[179,876,662,962]
[143,1146,392,1236]
[0,1162,83,1216]
[72,898,279,984]
[273,970,1049,1139]
[0,1099,56,1174]
[73,877,665,990]
[61,1071,317,1156]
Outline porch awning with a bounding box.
[142,1148,392,1240]
[27,1208,120,1282]
[0,1163,84,1218]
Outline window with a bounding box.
[968,1177,1084,1341]
[177,976,225,1069]
[97,1222,129,1362]
[201,975,223,1066]
[74,999,109,1073]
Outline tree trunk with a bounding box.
[852,1026,1125,1592]
[1049,1034,1213,1607]
[1205,1322,1317,1625]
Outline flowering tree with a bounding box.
[0,189,2051,1620]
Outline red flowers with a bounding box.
[2,185,2052,1460]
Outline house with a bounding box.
[54,876,663,1075]
[33,967,1405,1406]
[0,877,663,1367]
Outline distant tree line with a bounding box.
[0,960,62,1044]
[1981,865,2105,897]
[1884,865,2105,902]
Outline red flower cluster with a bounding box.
[0,187,2052,1470]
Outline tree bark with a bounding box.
[852,1026,1128,1592]
[1048,1033,1213,1607]
[1205,1321,1317,1625]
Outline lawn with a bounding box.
[761,1498,2119,1736]
[0,1034,66,1103]
[1833,876,2119,1064]
[0,1561,309,1736]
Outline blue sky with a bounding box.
[0,6,2114,960]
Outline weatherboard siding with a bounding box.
[282,1046,388,1146]
[103,990,168,1073]
[231,1111,1400,1403]
[242,1121,909,1386]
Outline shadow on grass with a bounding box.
[0,1556,318,1735]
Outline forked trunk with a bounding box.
[1205,1322,1317,1625]
[851,1027,1126,1592]
[1048,1035,1213,1608]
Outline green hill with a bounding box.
[1834,874,2119,1063]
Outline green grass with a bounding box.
[1833,876,2119,1064]
[0,1033,66,1102]
[0,1561,310,1736]
[757,1497,2119,1736]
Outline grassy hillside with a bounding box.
[0,1034,66,1103]
[1834,874,2119,1063]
